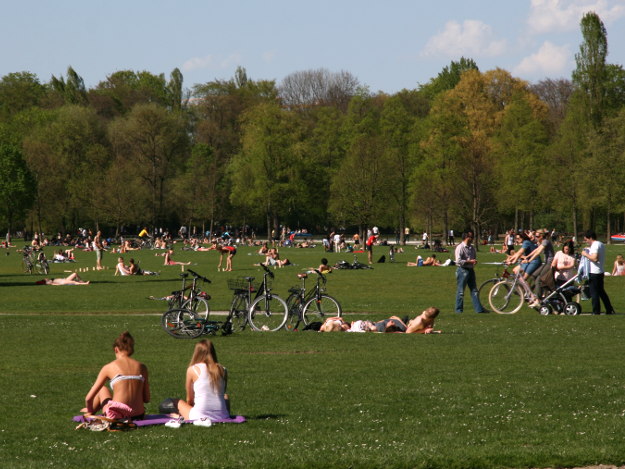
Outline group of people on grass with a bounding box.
[319,307,441,334]
[83,332,231,422]
[455,228,616,315]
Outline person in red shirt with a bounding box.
[210,243,237,271]
[365,234,378,264]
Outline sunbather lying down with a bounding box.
[36,272,90,285]
[320,307,441,334]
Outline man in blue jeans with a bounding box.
[455,231,486,313]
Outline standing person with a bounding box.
[210,243,237,271]
[93,230,104,270]
[447,229,455,246]
[581,230,615,315]
[454,231,486,313]
[422,231,428,247]
[365,233,378,265]
[505,229,515,255]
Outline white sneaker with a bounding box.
[193,418,212,427]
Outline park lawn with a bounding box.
[2,241,625,468]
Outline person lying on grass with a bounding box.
[307,258,332,274]
[166,339,231,421]
[321,307,441,334]
[82,331,150,420]
[36,272,90,285]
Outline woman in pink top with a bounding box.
[551,241,576,286]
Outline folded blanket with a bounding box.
[73,414,246,427]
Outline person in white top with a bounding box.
[581,230,614,315]
[175,340,230,420]
[115,257,131,276]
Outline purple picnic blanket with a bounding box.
[73,414,246,427]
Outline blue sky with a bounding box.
[2,0,625,94]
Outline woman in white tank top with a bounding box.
[176,340,230,421]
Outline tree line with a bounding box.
[2,12,625,243]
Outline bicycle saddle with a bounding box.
[298,273,308,279]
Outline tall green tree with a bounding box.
[0,72,46,121]
[0,144,35,233]
[572,11,608,128]
[492,96,549,229]
[49,67,88,105]
[108,103,189,227]
[379,91,422,242]
[229,102,306,237]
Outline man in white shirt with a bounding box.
[581,230,615,315]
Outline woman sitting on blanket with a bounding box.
[174,340,231,421]
[82,331,150,420]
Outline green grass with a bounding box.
[2,242,625,468]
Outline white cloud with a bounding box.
[262,50,277,63]
[513,41,571,76]
[421,20,507,58]
[182,53,241,72]
[528,0,625,34]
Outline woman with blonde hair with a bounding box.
[82,331,150,420]
[175,340,230,421]
[611,254,625,276]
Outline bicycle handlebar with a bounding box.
[187,269,211,283]
[260,263,275,279]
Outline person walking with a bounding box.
[581,230,615,315]
[454,231,486,313]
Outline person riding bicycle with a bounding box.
[505,231,542,308]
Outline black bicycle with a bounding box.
[285,270,342,331]
[150,269,211,319]
[225,263,288,332]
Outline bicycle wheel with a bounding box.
[182,296,210,320]
[226,294,249,333]
[161,308,204,339]
[248,294,288,332]
[488,280,524,314]
[285,293,303,331]
[478,278,498,312]
[303,294,342,325]
[35,260,49,275]
[23,258,33,274]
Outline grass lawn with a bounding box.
[1,241,625,468]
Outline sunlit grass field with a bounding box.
[1,241,625,468]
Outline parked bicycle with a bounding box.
[149,269,211,319]
[22,246,49,275]
[285,270,342,331]
[225,263,288,332]
[161,308,224,339]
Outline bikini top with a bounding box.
[109,374,145,389]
